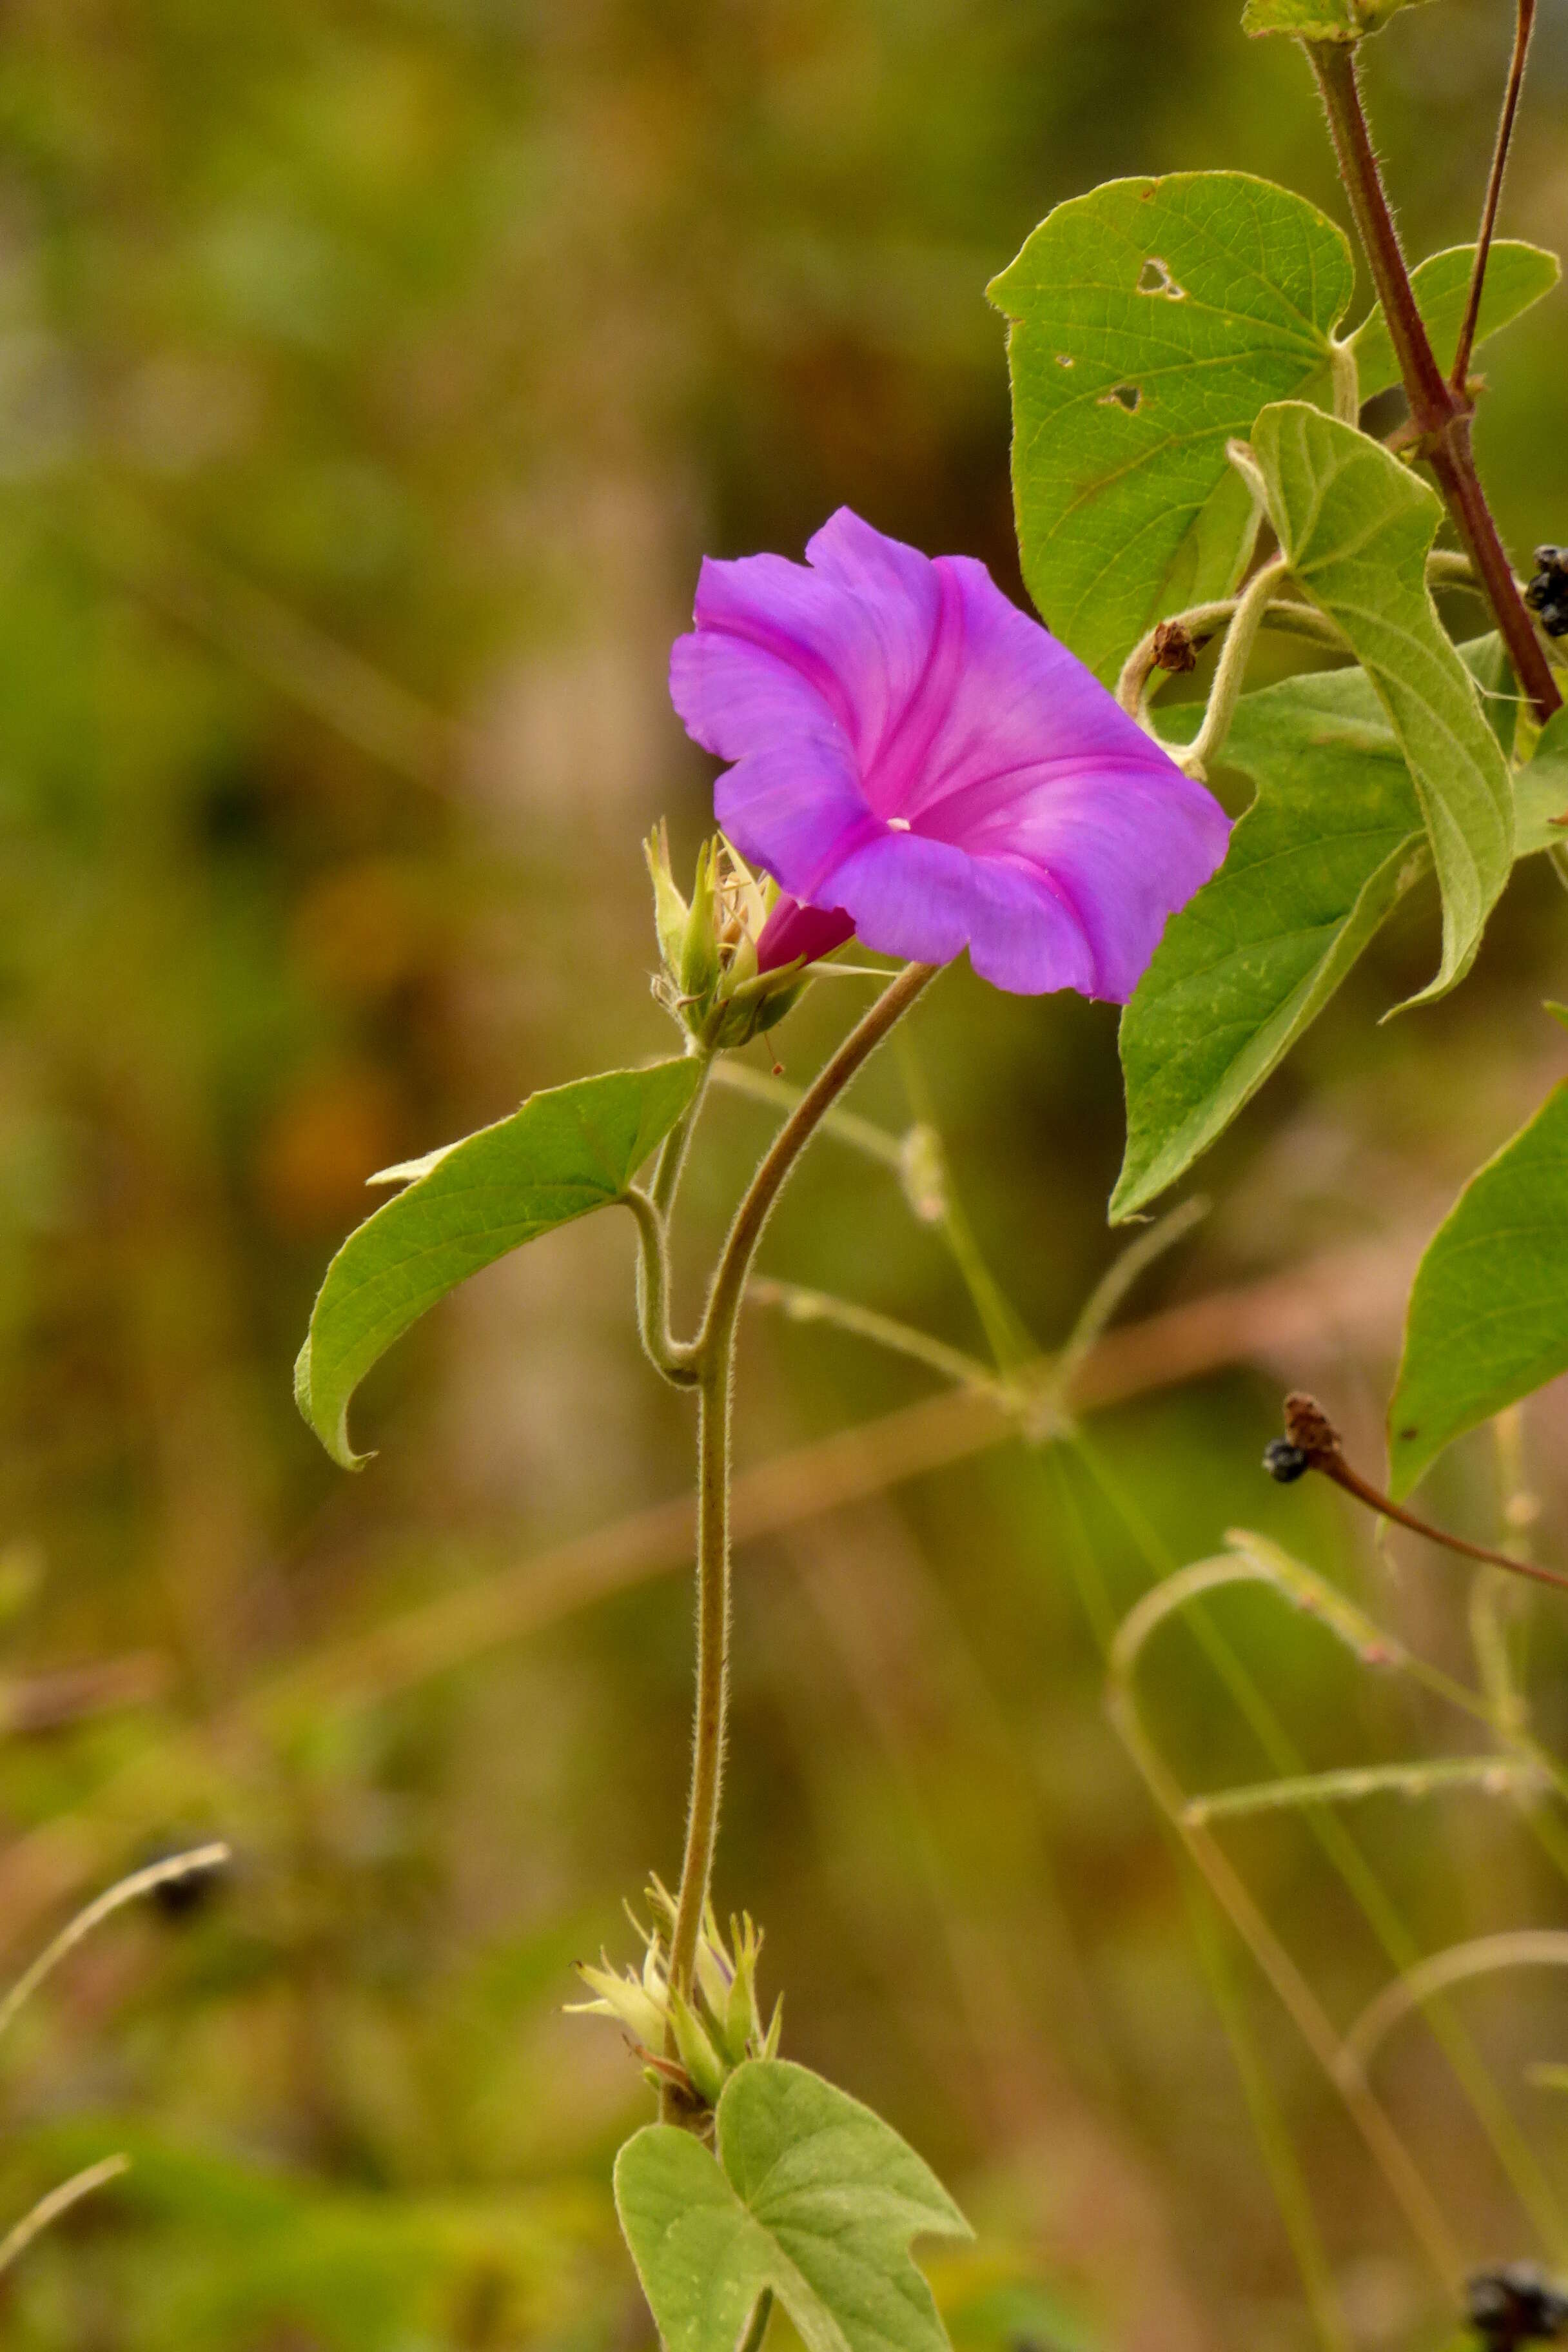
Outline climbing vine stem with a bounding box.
[660,961,939,2119]
[1305,35,1560,721]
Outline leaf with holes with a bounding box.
[1242,0,1436,35]
[1351,242,1561,404]
[614,2060,970,2352]
[1389,1084,1568,1498]
[1248,401,1513,1003]
[988,173,1353,681]
[1113,667,1425,1221]
[294,1059,702,1469]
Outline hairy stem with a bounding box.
[1115,592,1344,729]
[625,1187,698,1387]
[1452,0,1537,391]
[660,964,938,2117]
[1306,39,1560,721]
[651,1053,714,1222]
[1182,556,1290,777]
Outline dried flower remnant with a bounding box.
[670,509,1230,999]
[1264,1392,1568,1594]
[1152,618,1202,674]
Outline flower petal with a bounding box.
[819,830,1101,995]
[669,602,844,766]
[674,515,942,774]
[754,896,857,973]
[673,509,1232,1001]
[714,736,876,903]
[988,769,1232,1001]
[887,553,1182,828]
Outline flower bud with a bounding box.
[643,821,691,979]
[566,1883,781,2112]
[678,837,722,1002]
[646,828,821,1052]
[668,1984,729,2106]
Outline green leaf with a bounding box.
[1248,400,1513,1001]
[1352,242,1561,404]
[1242,0,1436,36]
[1516,705,1568,856]
[988,174,1353,681]
[1388,1084,1568,1497]
[613,2059,971,2352]
[294,1058,701,1469]
[1458,632,1518,757]
[1113,667,1426,1221]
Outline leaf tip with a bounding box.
[293,1333,373,1473]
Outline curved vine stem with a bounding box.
[1180,556,1291,779]
[625,1186,699,1388]
[1115,589,1344,731]
[659,963,938,2117]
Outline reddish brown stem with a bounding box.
[1280,1395,1568,1597]
[1306,40,1560,723]
[1451,0,1537,392]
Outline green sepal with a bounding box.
[680,838,722,1001]
[645,821,692,975]
[668,1986,730,2108]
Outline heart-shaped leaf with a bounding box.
[614,2059,970,2352]
[988,173,1353,681]
[1242,0,1437,37]
[1248,400,1513,1003]
[1351,242,1561,404]
[1389,1083,1568,1498]
[295,1058,702,1468]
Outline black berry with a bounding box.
[1262,1439,1310,1484]
[1467,2265,1568,2351]
[1525,547,1568,637]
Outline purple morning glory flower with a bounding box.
[668,509,1230,999]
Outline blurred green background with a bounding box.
[0,1,1565,2345]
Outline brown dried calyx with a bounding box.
[1263,1392,1568,1596]
[1152,618,1202,674]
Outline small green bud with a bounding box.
[643,822,690,977]
[566,1952,666,2050]
[693,1901,734,2023]
[679,838,721,1001]
[721,1914,766,2065]
[668,1984,729,2107]
[568,1886,782,2107]
[644,825,812,1052]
